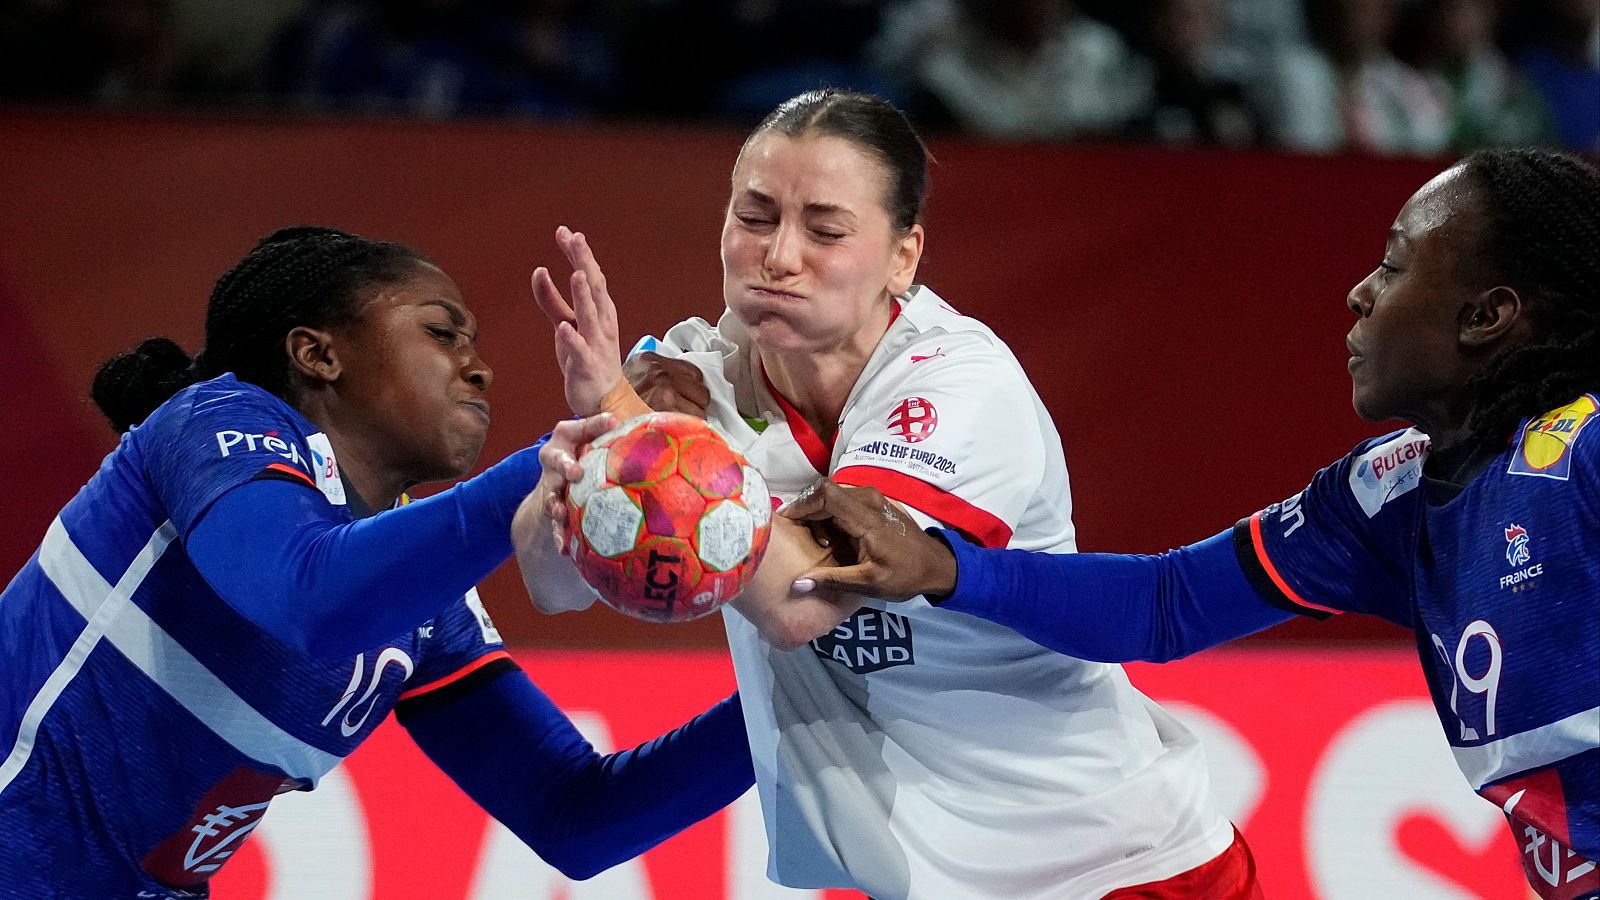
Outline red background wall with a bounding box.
[0,111,1445,647]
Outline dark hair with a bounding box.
[742,89,930,234]
[1460,149,1600,442]
[91,226,429,432]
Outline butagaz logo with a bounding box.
[1505,524,1531,567]
[887,397,938,443]
[215,430,308,468]
[811,609,914,674]
[1499,523,1543,590]
[1347,430,1430,517]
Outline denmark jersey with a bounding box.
[656,287,1234,899]
[0,375,506,898]
[1235,396,1600,899]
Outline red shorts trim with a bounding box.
[1101,828,1265,900]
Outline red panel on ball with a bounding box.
[608,427,678,486]
[637,474,706,538]
[677,435,745,499]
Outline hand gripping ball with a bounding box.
[566,412,772,622]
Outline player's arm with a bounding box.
[726,513,865,651]
[784,480,1292,663]
[398,663,752,880]
[186,416,614,659]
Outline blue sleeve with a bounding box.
[397,668,752,880]
[1234,431,1421,626]
[186,442,543,659]
[936,528,1292,663]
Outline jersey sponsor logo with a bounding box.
[464,588,502,645]
[142,767,289,887]
[1484,773,1599,898]
[909,347,946,364]
[1348,430,1430,517]
[215,429,309,469]
[1499,523,1544,590]
[1508,396,1598,481]
[810,609,914,674]
[887,397,938,443]
[306,432,346,505]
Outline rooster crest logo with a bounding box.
[1504,524,1531,567]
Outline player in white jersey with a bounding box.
[524,89,1261,899]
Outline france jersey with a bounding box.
[0,375,508,898]
[1234,395,1600,900]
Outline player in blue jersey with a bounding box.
[780,148,1600,899]
[0,226,752,897]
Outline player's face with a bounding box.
[1344,166,1485,431]
[334,260,493,485]
[721,133,922,358]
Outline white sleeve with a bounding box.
[832,332,1044,548]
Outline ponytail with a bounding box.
[91,337,206,433]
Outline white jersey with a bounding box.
[657,286,1233,899]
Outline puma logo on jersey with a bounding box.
[910,348,946,364]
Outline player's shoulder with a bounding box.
[1321,427,1431,519]
[138,374,297,436]
[1502,393,1600,483]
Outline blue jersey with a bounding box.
[1235,396,1600,899]
[0,376,507,897]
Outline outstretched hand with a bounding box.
[532,227,628,415]
[780,479,959,601]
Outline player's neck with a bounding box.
[761,350,868,443]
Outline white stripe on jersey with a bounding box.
[7,518,343,791]
[1452,704,1600,790]
[1,518,178,794]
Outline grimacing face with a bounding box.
[720,132,922,359]
[1344,166,1487,431]
[332,259,494,485]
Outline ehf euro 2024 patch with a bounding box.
[1507,395,1599,481]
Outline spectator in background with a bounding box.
[612,0,898,123]
[1263,0,1450,155]
[1126,0,1262,146]
[1505,0,1600,151]
[1396,0,1553,151]
[266,0,616,119]
[873,0,1153,140]
[0,0,178,105]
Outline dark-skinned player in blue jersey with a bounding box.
[775,149,1600,900]
[0,227,751,897]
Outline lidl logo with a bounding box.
[1508,395,1598,480]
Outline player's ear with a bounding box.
[886,224,924,297]
[1460,285,1528,350]
[286,326,342,385]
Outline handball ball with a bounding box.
[566,412,772,623]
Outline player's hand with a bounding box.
[781,479,958,601]
[626,352,709,419]
[532,412,617,546]
[532,227,628,416]
[514,413,616,615]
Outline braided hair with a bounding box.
[92,227,429,432]
[1459,149,1600,443]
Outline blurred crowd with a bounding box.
[1,0,1596,155]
